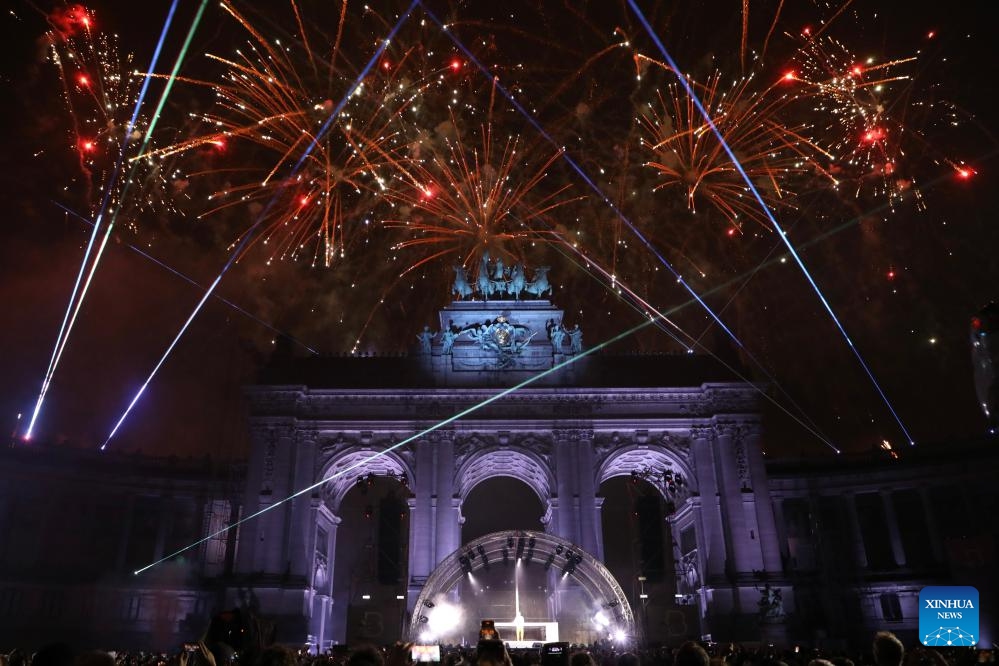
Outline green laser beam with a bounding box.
[135,311,669,575]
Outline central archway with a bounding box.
[407,530,637,646]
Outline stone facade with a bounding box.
[2,296,995,650]
[0,445,241,650]
[234,298,782,647]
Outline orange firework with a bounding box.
[639,67,836,234]
[383,115,582,275]
[136,1,421,267]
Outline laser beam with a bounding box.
[133,310,664,575]
[419,3,836,448]
[54,202,318,355]
[626,0,915,445]
[24,0,182,441]
[101,0,421,451]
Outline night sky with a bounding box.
[1,0,997,461]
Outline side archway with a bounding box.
[597,443,696,499]
[321,447,415,512]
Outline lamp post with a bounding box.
[637,575,649,644]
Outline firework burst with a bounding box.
[137,1,436,268]
[384,115,581,276]
[46,6,177,229]
[638,67,836,235]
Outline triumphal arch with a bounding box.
[233,263,785,647]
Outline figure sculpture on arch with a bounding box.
[569,324,583,354]
[441,321,458,355]
[525,266,551,298]
[507,263,526,300]
[417,326,435,354]
[452,265,473,300]
[550,320,566,352]
[476,252,493,300]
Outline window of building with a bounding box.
[880,592,903,621]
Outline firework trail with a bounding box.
[628,0,916,445]
[140,1,471,269]
[383,116,580,275]
[639,67,836,234]
[100,0,422,450]
[24,2,184,441]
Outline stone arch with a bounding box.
[454,448,555,505]
[596,443,697,499]
[321,446,415,511]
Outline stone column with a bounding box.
[409,439,436,586]
[322,510,342,596]
[234,424,269,573]
[312,508,339,650]
[288,431,318,578]
[594,497,606,562]
[434,433,460,565]
[553,431,578,544]
[772,497,790,568]
[919,487,944,562]
[153,496,174,562]
[576,430,600,556]
[880,490,907,567]
[249,424,296,574]
[116,495,136,573]
[714,423,752,573]
[690,425,724,579]
[745,429,782,572]
[843,492,868,568]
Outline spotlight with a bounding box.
[507,536,515,548]
[467,549,476,560]
[516,537,525,559]
[459,556,472,574]
[544,553,556,570]
[528,536,536,549]
[501,548,509,564]
[427,602,463,637]
[476,545,486,557]
[555,545,564,555]
[423,600,436,609]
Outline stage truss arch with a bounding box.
[407,529,637,643]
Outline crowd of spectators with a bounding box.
[1,633,992,666]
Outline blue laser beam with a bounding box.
[134,145,999,573]
[54,202,318,355]
[24,0,181,441]
[101,0,421,451]
[626,0,915,445]
[418,3,836,450]
[133,311,662,575]
[49,0,211,405]
[553,241,839,452]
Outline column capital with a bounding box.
[317,503,341,526]
[711,421,757,441]
[689,424,716,443]
[552,428,594,443]
[295,426,321,446]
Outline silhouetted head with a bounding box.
[873,632,904,666]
